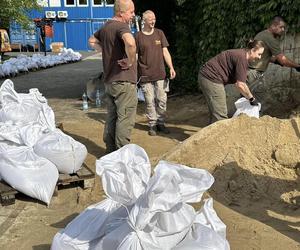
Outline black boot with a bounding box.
[148,125,157,136]
[157,124,170,134]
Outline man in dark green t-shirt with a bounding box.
[247,16,300,111]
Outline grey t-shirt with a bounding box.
[249,30,281,72]
[94,20,137,84]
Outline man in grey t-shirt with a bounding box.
[247,16,300,111]
[89,0,137,153]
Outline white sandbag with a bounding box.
[97,168,195,250]
[0,143,58,205]
[233,97,261,118]
[0,80,56,131]
[51,144,151,250]
[0,80,42,123]
[34,129,87,174]
[51,199,128,250]
[154,160,215,203]
[0,121,23,144]
[0,121,47,146]
[96,144,151,204]
[174,198,230,250]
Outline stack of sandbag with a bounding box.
[51,144,230,250]
[0,79,87,205]
[0,50,82,78]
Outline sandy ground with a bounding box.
[0,52,299,250]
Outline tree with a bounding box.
[0,0,41,29]
[172,0,300,92]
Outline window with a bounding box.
[49,0,61,7]
[65,0,76,6]
[37,0,48,7]
[77,0,88,6]
[105,0,114,5]
[92,0,103,6]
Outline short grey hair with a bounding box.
[114,0,132,15]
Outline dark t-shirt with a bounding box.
[200,49,248,85]
[135,28,169,82]
[94,20,137,84]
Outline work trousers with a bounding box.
[103,81,138,153]
[140,80,168,127]
[198,74,228,124]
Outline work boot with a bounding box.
[148,126,157,136]
[157,124,170,134]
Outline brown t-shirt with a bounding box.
[200,49,248,85]
[94,20,137,84]
[135,28,169,82]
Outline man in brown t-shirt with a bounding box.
[135,10,176,136]
[198,41,264,124]
[89,0,137,153]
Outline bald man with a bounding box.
[136,10,176,136]
[89,0,137,153]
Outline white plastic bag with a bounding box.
[0,80,42,123]
[174,198,230,250]
[51,144,151,250]
[154,160,215,203]
[0,143,58,205]
[0,121,48,146]
[34,129,87,174]
[97,168,194,250]
[51,199,127,250]
[233,97,261,118]
[96,144,151,204]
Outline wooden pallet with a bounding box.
[0,181,18,206]
[56,163,95,191]
[0,164,95,205]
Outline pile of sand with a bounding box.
[164,115,300,208]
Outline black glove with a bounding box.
[249,97,259,106]
[295,66,300,72]
[273,59,283,66]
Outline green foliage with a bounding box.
[0,0,41,29]
[173,0,300,92]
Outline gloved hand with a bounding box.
[295,66,300,72]
[249,97,259,106]
[273,59,283,66]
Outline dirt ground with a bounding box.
[0,52,299,250]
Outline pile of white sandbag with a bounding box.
[52,144,230,250]
[0,48,82,78]
[0,79,87,205]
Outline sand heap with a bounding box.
[164,115,300,208]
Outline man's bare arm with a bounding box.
[88,35,102,52]
[121,32,136,66]
[275,53,300,68]
[163,47,176,79]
